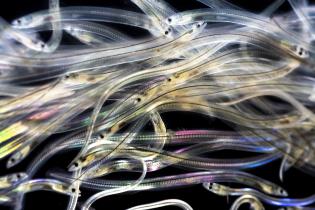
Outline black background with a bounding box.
[1,0,315,210]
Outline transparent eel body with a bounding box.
[204,183,315,207]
